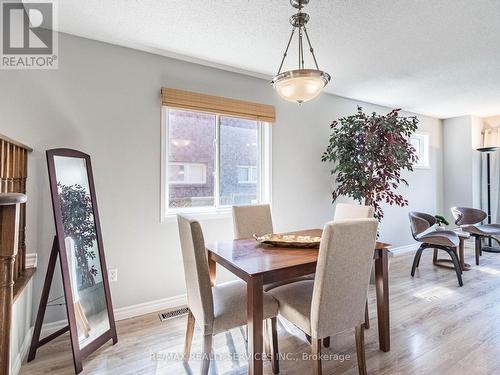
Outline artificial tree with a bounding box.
[58,183,98,288]
[321,106,419,220]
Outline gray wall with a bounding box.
[0,33,443,323]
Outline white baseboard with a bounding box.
[390,243,419,256]
[41,294,188,336]
[25,253,37,268]
[114,294,187,321]
[11,326,33,375]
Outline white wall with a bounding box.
[0,33,443,324]
[442,116,483,222]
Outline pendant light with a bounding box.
[271,0,330,104]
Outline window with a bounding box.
[162,108,271,217]
[169,163,207,184]
[410,133,430,168]
[237,166,257,184]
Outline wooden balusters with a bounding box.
[0,193,27,375]
[0,135,31,283]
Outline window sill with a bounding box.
[162,208,233,223]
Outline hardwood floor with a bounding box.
[20,246,500,375]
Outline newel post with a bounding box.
[0,193,27,375]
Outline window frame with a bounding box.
[160,107,272,222]
[410,133,430,169]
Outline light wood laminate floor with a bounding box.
[20,246,500,375]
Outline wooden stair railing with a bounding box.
[0,133,32,284]
[0,193,27,375]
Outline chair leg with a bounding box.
[446,249,464,287]
[355,325,367,375]
[475,236,482,265]
[269,318,279,375]
[183,310,195,361]
[432,248,438,263]
[364,298,370,329]
[201,334,213,375]
[411,247,424,277]
[311,338,322,375]
[323,336,330,348]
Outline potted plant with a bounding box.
[434,215,449,229]
[321,106,419,220]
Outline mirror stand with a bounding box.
[29,149,118,374]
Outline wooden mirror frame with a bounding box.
[31,148,117,373]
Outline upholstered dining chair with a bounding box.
[177,214,280,374]
[451,206,500,265]
[268,218,378,375]
[332,203,373,339]
[409,212,463,286]
[232,204,314,292]
[334,203,374,220]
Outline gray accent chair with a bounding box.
[451,206,500,265]
[269,218,378,375]
[409,212,463,286]
[177,214,280,374]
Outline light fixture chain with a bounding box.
[303,26,320,70]
[277,27,296,75]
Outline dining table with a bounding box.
[205,229,391,375]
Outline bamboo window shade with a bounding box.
[161,88,276,123]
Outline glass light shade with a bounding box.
[271,69,331,104]
[478,128,500,152]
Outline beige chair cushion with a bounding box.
[268,280,314,334]
[334,203,374,220]
[232,204,274,239]
[213,280,279,335]
[263,276,314,292]
[177,214,214,335]
[270,219,378,339]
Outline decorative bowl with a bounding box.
[253,233,321,248]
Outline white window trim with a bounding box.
[410,133,430,169]
[160,107,272,223]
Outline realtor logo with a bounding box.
[1,1,58,69]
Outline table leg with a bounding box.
[208,252,216,286]
[247,275,264,375]
[374,249,390,352]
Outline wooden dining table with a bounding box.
[205,229,391,375]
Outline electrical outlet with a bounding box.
[108,268,118,282]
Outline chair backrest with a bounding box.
[334,203,374,220]
[177,214,214,334]
[451,207,486,226]
[408,212,436,239]
[310,218,378,338]
[232,204,274,239]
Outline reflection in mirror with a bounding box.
[54,156,110,348]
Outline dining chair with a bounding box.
[409,212,463,286]
[232,204,314,292]
[333,203,373,336]
[334,203,374,220]
[177,214,280,374]
[268,218,378,375]
[451,206,500,265]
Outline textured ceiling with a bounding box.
[52,0,500,118]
